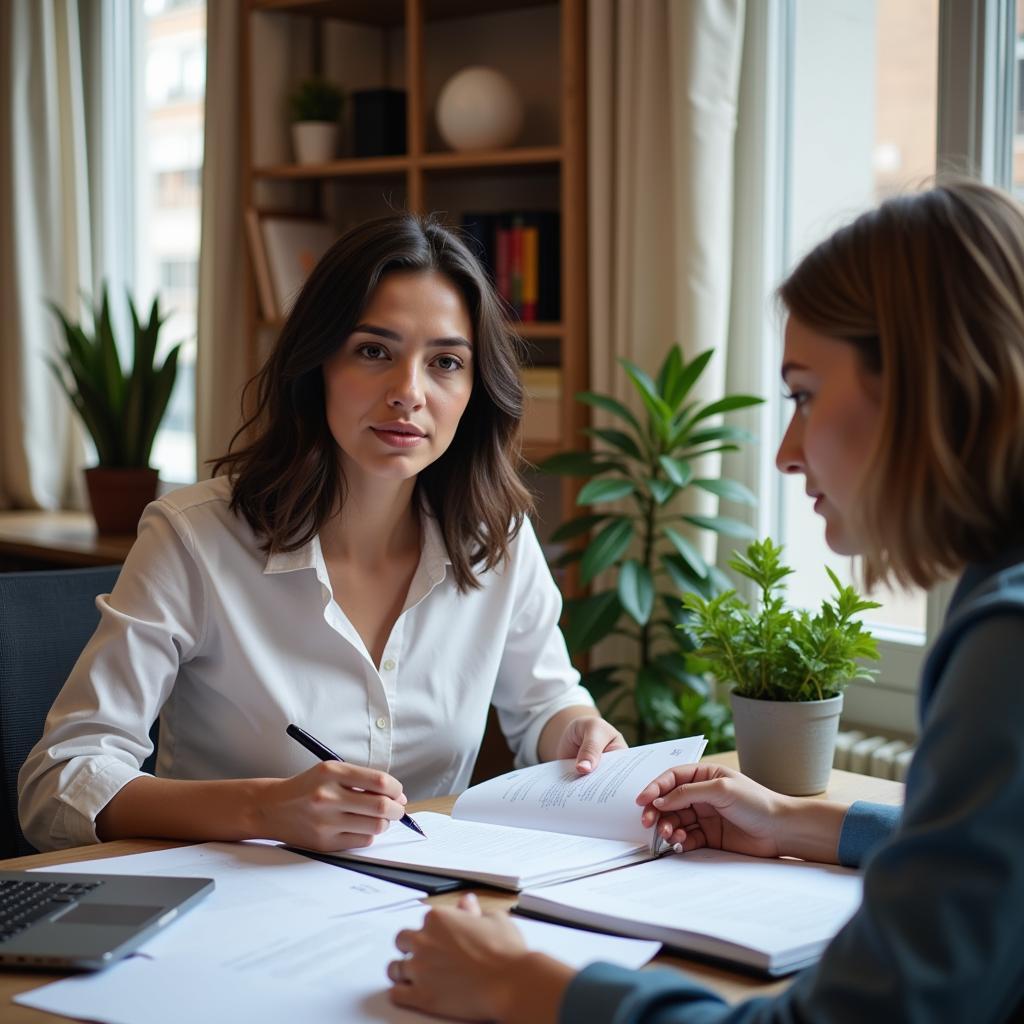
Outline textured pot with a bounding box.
[84,466,159,536]
[291,121,338,164]
[730,691,844,796]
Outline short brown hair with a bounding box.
[213,214,533,592]
[779,180,1024,589]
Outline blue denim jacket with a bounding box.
[561,549,1024,1024]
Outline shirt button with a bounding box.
[376,717,388,729]
[382,659,396,672]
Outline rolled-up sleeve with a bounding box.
[18,502,206,850]
[490,522,594,767]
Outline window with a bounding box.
[136,0,206,484]
[744,0,1017,735]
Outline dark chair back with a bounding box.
[0,565,157,858]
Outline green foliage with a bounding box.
[682,538,882,702]
[289,77,344,122]
[47,286,179,468]
[541,347,763,747]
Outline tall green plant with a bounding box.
[540,347,763,745]
[47,286,179,468]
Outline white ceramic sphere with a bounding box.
[436,66,524,151]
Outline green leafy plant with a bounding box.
[289,77,344,122]
[683,537,882,702]
[47,286,179,468]
[540,347,763,746]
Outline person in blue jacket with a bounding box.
[385,179,1024,1023]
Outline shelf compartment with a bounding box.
[252,156,410,179]
[420,146,562,173]
[512,321,563,339]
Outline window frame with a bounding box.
[735,0,1017,736]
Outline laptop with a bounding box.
[0,870,213,970]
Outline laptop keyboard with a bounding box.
[0,878,104,942]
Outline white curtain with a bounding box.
[0,0,97,510]
[195,0,248,478]
[588,0,746,417]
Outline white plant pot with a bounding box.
[292,121,338,165]
[729,691,844,796]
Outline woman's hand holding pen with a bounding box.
[256,761,409,852]
[636,762,850,865]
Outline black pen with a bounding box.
[285,723,426,838]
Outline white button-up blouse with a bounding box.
[18,476,593,851]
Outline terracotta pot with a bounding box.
[84,466,159,536]
[729,691,844,796]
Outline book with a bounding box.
[244,208,279,321]
[517,848,863,976]
[331,736,707,890]
[259,215,338,317]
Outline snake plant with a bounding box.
[47,286,179,468]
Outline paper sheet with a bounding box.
[34,841,423,960]
[453,735,708,844]
[341,811,649,886]
[16,903,659,1024]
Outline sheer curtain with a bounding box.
[194,0,247,478]
[0,0,100,510]
[588,0,746,414]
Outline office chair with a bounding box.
[0,565,157,858]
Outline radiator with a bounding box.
[834,730,914,781]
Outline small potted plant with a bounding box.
[289,77,344,165]
[48,286,179,535]
[683,538,881,795]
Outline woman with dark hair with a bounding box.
[385,181,1024,1023]
[20,214,624,853]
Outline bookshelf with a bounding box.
[241,0,588,556]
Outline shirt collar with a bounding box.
[261,502,452,579]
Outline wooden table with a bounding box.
[0,511,133,569]
[0,753,904,1021]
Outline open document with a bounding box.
[518,848,863,976]
[333,736,707,889]
[16,903,659,1024]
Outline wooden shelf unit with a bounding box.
[240,0,588,579]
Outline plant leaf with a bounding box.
[538,451,624,477]
[647,478,675,505]
[672,349,715,408]
[683,514,756,538]
[658,455,693,487]
[688,394,764,424]
[576,478,637,505]
[549,513,610,543]
[618,559,654,625]
[580,519,634,584]
[580,667,623,701]
[692,478,757,506]
[562,590,622,654]
[576,391,643,435]
[662,527,709,578]
[583,427,644,460]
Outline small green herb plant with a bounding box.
[683,538,881,702]
[540,347,763,746]
[289,77,344,123]
[48,286,178,468]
